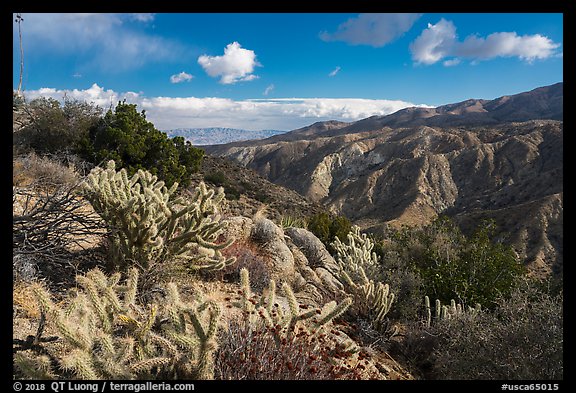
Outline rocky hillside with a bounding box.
[205,84,563,277]
[12,153,412,380]
[190,154,327,222]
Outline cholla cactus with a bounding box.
[14,268,221,380]
[332,226,395,332]
[332,226,381,281]
[234,268,355,352]
[82,160,234,273]
[424,295,482,327]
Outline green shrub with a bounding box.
[223,186,241,200]
[307,212,352,253]
[204,172,227,187]
[254,191,270,203]
[388,216,524,308]
[203,172,241,200]
[13,99,201,189]
[378,250,424,322]
[81,101,203,188]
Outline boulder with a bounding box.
[285,227,341,275]
[251,218,295,283]
[222,216,253,243]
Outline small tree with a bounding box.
[83,101,203,188]
[14,97,102,155]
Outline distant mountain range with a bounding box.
[163,127,287,146]
[205,83,563,277]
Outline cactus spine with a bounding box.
[82,160,235,273]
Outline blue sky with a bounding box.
[13,13,563,131]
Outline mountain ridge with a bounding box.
[203,83,563,277]
[206,82,562,150]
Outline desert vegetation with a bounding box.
[13,97,562,380]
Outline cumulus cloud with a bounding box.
[457,32,560,62]
[410,19,457,65]
[198,42,260,84]
[14,13,182,71]
[320,13,422,47]
[23,84,430,131]
[170,72,194,84]
[410,18,561,65]
[329,66,341,77]
[263,84,275,96]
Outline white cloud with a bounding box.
[23,84,431,131]
[14,13,182,71]
[198,42,260,84]
[410,19,457,65]
[263,84,275,96]
[170,72,194,84]
[457,32,560,62]
[320,13,422,47]
[329,66,341,77]
[410,19,561,65]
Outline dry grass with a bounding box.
[13,152,79,189]
[13,281,42,320]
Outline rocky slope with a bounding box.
[189,154,327,222]
[204,84,563,277]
